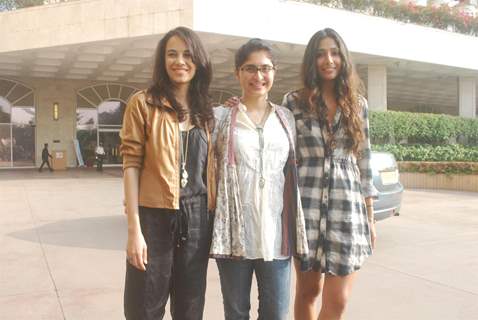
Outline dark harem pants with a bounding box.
[124,195,212,320]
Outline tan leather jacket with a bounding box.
[120,90,216,211]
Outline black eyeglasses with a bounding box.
[240,64,276,74]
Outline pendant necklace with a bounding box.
[254,103,271,189]
[180,124,191,189]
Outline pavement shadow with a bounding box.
[8,215,127,251]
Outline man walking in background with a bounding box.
[39,143,53,172]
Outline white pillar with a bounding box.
[367,65,387,111]
[458,77,476,118]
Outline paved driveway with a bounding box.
[1,169,477,319]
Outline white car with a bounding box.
[371,152,404,221]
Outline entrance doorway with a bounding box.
[98,130,121,165]
[76,84,138,167]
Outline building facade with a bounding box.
[0,0,477,168]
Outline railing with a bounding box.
[297,0,478,36]
[0,0,79,12]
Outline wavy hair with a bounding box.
[147,26,214,131]
[298,28,365,155]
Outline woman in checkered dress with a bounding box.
[282,28,378,320]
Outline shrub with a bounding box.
[372,144,478,162]
[398,161,478,175]
[369,111,478,146]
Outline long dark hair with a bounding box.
[147,26,214,131]
[299,28,365,155]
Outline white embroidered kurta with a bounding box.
[233,103,290,261]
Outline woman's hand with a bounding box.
[223,96,240,108]
[127,230,148,271]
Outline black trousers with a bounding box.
[124,195,212,320]
[38,160,52,171]
[96,156,104,171]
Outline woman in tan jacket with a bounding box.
[120,26,216,320]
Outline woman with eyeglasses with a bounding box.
[210,38,308,320]
[120,26,216,320]
[283,28,378,320]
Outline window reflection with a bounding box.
[76,108,98,166]
[0,80,35,168]
[0,97,11,123]
[98,100,125,127]
[77,108,97,129]
[0,124,11,167]
[12,107,35,125]
[12,107,35,166]
[77,85,137,167]
[99,131,122,165]
[77,99,127,166]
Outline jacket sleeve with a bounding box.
[357,97,378,199]
[120,92,146,170]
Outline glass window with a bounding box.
[8,85,30,104]
[13,125,35,166]
[99,131,122,165]
[95,85,108,99]
[98,100,125,127]
[77,128,97,166]
[0,81,35,168]
[0,124,11,167]
[0,96,11,123]
[12,107,35,167]
[77,108,98,129]
[108,84,120,99]
[76,108,98,165]
[76,85,138,166]
[12,107,35,125]
[14,92,34,107]
[79,88,102,106]
[0,79,15,98]
[77,94,94,108]
[120,86,135,103]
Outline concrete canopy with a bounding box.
[0,0,477,110]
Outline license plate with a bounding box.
[380,170,398,185]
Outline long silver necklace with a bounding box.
[251,104,271,189]
[180,125,191,188]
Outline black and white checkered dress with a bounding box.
[282,91,378,276]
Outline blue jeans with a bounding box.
[216,258,291,320]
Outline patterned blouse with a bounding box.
[210,103,309,261]
[282,91,378,276]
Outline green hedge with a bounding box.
[372,144,478,162]
[398,161,478,175]
[369,111,478,145]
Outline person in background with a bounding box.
[95,142,105,171]
[210,38,308,320]
[38,143,53,172]
[120,26,216,320]
[282,28,378,320]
